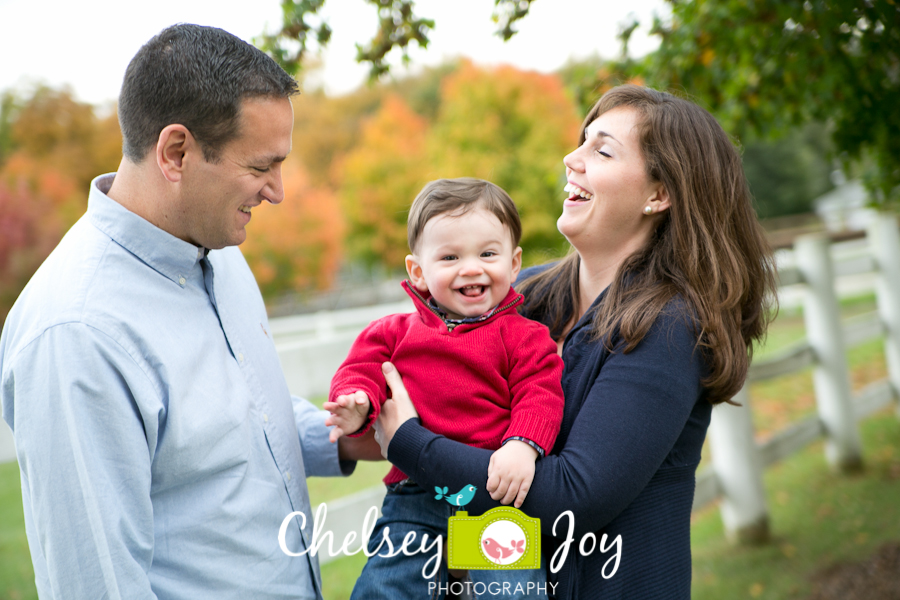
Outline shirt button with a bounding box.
[285,472,292,481]
[238,353,244,362]
[263,413,269,423]
[178,276,186,286]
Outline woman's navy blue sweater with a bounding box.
[387,270,713,599]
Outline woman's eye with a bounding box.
[598,150,611,158]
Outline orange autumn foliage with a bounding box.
[338,94,430,269]
[241,159,344,299]
[0,153,81,224]
[1,88,122,229]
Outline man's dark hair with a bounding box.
[118,23,299,163]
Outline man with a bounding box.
[0,24,361,599]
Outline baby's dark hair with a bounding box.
[407,178,522,253]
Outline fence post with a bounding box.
[709,385,769,544]
[867,212,900,419]
[315,309,336,340]
[794,233,864,472]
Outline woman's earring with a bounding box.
[643,206,653,215]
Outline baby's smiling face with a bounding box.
[406,207,522,320]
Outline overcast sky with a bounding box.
[0,0,668,107]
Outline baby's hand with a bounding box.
[324,391,370,443]
[486,440,539,508]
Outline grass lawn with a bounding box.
[691,410,900,599]
[1,293,897,599]
[0,461,36,600]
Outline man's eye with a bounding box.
[252,166,270,173]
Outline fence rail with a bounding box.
[702,213,900,543]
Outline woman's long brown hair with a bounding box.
[519,85,777,404]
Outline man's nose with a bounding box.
[263,164,284,204]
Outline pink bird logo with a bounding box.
[482,538,525,561]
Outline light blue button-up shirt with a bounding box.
[0,174,348,599]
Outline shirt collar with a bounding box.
[426,296,500,325]
[88,173,206,286]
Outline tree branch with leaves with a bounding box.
[632,0,900,205]
[258,0,536,79]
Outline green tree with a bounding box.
[0,91,18,165]
[557,55,647,119]
[636,0,900,205]
[742,123,835,219]
[259,0,536,78]
[428,61,580,261]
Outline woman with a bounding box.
[374,84,776,598]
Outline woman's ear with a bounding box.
[405,255,429,292]
[156,124,192,183]
[650,184,671,214]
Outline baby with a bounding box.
[327,177,564,597]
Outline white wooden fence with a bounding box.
[700,213,900,543]
[272,299,413,399]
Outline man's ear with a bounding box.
[405,255,429,292]
[510,246,523,283]
[156,124,193,183]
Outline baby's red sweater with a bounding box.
[330,281,565,484]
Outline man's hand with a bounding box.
[324,391,370,443]
[486,440,539,508]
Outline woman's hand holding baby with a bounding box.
[486,440,539,508]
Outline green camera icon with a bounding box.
[447,506,541,570]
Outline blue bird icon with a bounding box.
[434,485,477,507]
